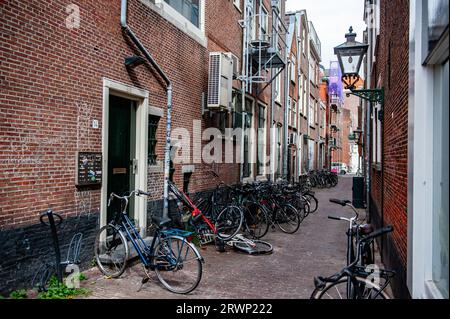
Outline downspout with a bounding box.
[283,55,290,180]
[121,0,173,219]
[240,0,248,183]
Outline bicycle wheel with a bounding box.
[243,202,269,239]
[94,224,129,278]
[305,194,318,214]
[215,205,244,241]
[233,239,273,255]
[154,236,203,294]
[310,277,389,299]
[275,204,301,234]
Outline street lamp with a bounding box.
[334,27,384,104]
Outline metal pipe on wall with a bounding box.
[121,0,173,219]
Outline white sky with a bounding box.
[286,0,367,69]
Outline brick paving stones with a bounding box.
[81,176,360,299]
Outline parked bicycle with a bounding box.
[94,190,204,294]
[170,180,244,243]
[310,198,395,299]
[310,225,395,299]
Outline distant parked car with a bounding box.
[331,162,348,175]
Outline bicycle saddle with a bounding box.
[329,199,351,206]
[358,223,374,236]
[152,215,172,228]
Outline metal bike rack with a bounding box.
[35,210,84,289]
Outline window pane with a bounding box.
[148,116,159,165]
[433,60,449,298]
[164,0,200,28]
[427,0,449,54]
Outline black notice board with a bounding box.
[76,152,102,186]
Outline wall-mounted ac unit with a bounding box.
[207,52,233,110]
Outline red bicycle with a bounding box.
[169,181,244,243]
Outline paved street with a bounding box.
[81,176,360,299]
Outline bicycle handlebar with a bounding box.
[108,190,150,207]
[328,216,341,221]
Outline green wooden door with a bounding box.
[107,95,136,223]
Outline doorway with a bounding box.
[107,95,136,223]
[101,79,150,234]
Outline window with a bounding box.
[232,90,243,129]
[291,56,296,83]
[372,104,382,164]
[148,115,159,165]
[183,172,192,193]
[257,105,266,176]
[287,97,292,127]
[243,97,254,179]
[276,125,282,178]
[233,0,241,11]
[432,60,449,298]
[275,69,282,103]
[293,100,297,129]
[309,98,315,127]
[298,75,303,114]
[260,5,268,38]
[164,0,200,28]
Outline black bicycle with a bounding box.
[311,225,395,299]
[94,190,204,294]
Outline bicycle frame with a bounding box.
[169,182,217,234]
[109,191,194,270]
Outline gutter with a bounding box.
[121,0,173,219]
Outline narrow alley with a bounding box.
[82,176,359,299]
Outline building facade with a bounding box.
[0,0,290,293]
[363,0,449,299]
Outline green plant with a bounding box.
[9,289,28,299]
[90,257,97,267]
[0,295,6,299]
[37,276,90,299]
[75,272,87,281]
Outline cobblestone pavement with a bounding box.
[81,176,362,299]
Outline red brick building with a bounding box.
[364,0,410,298]
[0,0,288,293]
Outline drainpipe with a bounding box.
[283,56,290,181]
[121,0,173,219]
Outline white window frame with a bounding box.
[149,0,206,47]
[275,69,282,104]
[287,97,292,127]
[293,99,297,129]
[291,56,296,83]
[408,0,449,299]
[233,0,241,12]
[257,103,268,178]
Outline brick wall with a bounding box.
[0,0,290,293]
[369,0,410,298]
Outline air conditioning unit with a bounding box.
[207,52,233,110]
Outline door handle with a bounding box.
[132,158,138,174]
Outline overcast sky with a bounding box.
[286,0,367,69]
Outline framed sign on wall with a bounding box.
[76,152,102,186]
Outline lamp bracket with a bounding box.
[342,74,384,104]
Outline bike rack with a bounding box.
[35,210,84,290]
